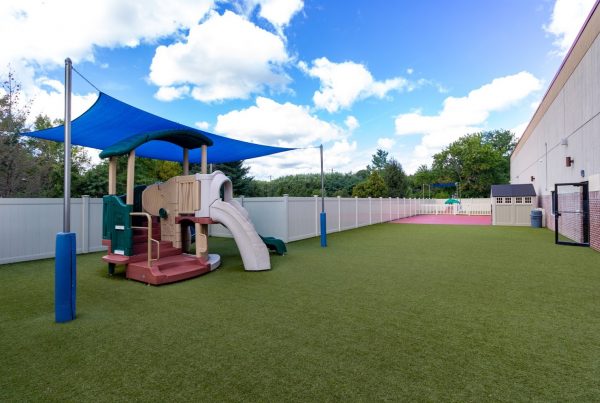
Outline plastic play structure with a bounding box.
[100,129,285,285]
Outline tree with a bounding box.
[431,130,515,197]
[27,114,91,197]
[368,149,389,172]
[352,171,388,197]
[213,160,253,196]
[382,158,408,197]
[0,69,34,197]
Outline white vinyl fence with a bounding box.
[209,196,429,242]
[419,198,492,216]
[1,196,489,264]
[0,197,104,264]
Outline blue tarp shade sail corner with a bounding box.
[26,92,294,163]
[99,129,213,159]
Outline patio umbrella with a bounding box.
[444,198,461,205]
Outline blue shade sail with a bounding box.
[25,92,295,163]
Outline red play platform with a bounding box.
[390,215,491,225]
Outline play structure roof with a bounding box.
[99,129,213,159]
[25,92,294,163]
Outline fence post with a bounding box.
[389,197,392,221]
[240,195,245,208]
[314,195,319,237]
[355,196,358,228]
[283,194,289,243]
[369,197,372,224]
[337,196,341,232]
[81,195,90,253]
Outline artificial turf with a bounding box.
[1,224,599,401]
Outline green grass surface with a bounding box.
[1,224,600,401]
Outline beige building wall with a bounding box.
[511,1,600,250]
[511,32,600,194]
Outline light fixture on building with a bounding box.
[581,169,585,177]
[560,138,568,146]
[566,156,574,167]
[530,175,535,181]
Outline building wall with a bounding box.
[511,6,600,251]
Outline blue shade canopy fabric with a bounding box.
[99,129,213,159]
[25,92,295,163]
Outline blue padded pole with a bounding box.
[320,144,327,247]
[320,212,327,247]
[55,232,76,322]
[55,58,77,323]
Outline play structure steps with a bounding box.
[127,254,211,285]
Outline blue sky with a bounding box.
[1,0,596,178]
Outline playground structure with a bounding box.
[100,129,283,285]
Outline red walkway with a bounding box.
[391,214,491,226]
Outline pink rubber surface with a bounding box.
[390,215,491,226]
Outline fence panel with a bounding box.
[371,198,382,224]
[324,198,340,233]
[357,198,370,227]
[288,197,318,241]
[0,198,105,264]
[340,198,357,231]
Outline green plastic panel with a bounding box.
[102,195,133,256]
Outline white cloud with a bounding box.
[0,0,214,68]
[299,57,408,113]
[214,96,346,147]
[544,0,596,55]
[149,10,290,103]
[0,0,214,145]
[154,86,190,102]
[511,122,529,139]
[28,77,98,122]
[195,121,211,130]
[395,71,542,173]
[377,137,396,150]
[212,96,364,178]
[251,0,303,29]
[344,116,359,131]
[406,68,414,75]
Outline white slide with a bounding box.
[209,200,271,271]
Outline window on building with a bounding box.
[496,197,503,204]
[515,197,523,204]
[524,196,532,204]
[504,197,512,204]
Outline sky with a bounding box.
[0,0,597,179]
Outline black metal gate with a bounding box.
[553,182,589,247]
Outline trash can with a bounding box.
[530,209,543,228]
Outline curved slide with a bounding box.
[209,200,270,271]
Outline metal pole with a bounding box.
[320,144,325,213]
[63,58,72,232]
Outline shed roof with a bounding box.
[490,184,536,197]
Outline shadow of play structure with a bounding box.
[100,129,285,285]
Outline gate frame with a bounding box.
[553,181,590,247]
